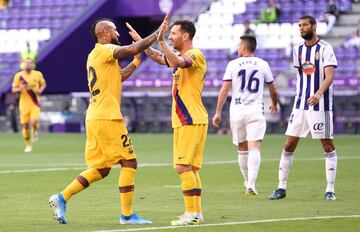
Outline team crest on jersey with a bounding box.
[315,51,320,60]
[302,61,315,75]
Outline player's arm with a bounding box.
[113,12,170,60]
[126,22,166,65]
[307,66,335,106]
[157,20,189,68]
[11,75,24,93]
[212,80,232,128]
[267,82,278,113]
[120,52,141,82]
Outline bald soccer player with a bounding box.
[49,14,169,225]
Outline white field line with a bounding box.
[0,156,359,174]
[93,215,360,232]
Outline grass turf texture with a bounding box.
[0,133,359,232]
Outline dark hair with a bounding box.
[240,35,257,52]
[172,20,196,40]
[300,15,317,25]
[91,18,115,41]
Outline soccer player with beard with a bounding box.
[49,14,169,225]
[268,15,338,201]
[126,20,208,225]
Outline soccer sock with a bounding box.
[32,123,38,137]
[119,167,136,216]
[237,151,249,184]
[247,148,261,190]
[278,150,294,190]
[194,172,202,214]
[61,168,102,201]
[180,171,197,214]
[325,150,337,193]
[22,127,31,146]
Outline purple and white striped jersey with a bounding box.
[292,39,337,111]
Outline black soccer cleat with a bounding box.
[268,188,286,200]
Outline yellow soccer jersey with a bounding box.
[86,43,123,120]
[12,70,45,110]
[168,48,208,128]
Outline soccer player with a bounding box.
[49,14,169,225]
[126,20,208,225]
[268,15,338,201]
[12,57,46,152]
[212,35,278,195]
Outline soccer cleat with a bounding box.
[268,188,286,200]
[178,213,205,224]
[49,193,67,224]
[171,214,200,226]
[325,192,336,201]
[120,213,152,225]
[24,146,32,153]
[245,188,258,196]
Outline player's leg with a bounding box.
[30,106,40,142]
[321,139,337,200]
[230,117,247,188]
[269,110,308,200]
[191,124,207,224]
[244,113,266,195]
[171,125,200,226]
[237,141,248,190]
[308,110,337,200]
[111,121,151,225]
[245,140,262,195]
[49,120,110,224]
[20,110,32,152]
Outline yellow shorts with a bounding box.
[85,120,136,169]
[173,124,208,169]
[20,105,40,124]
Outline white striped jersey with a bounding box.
[223,56,274,115]
[292,39,337,111]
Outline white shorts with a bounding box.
[230,113,266,144]
[285,109,333,139]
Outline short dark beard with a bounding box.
[301,31,314,41]
[111,38,121,45]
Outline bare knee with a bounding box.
[120,159,137,169]
[22,124,29,129]
[321,139,335,153]
[97,167,111,178]
[175,164,192,174]
[284,136,299,152]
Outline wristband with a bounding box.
[131,59,140,67]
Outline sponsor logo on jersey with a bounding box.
[302,61,316,75]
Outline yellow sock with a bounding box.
[194,172,202,213]
[180,171,197,213]
[61,168,102,201]
[22,127,31,146]
[119,167,136,216]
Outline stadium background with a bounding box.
[0,0,359,134]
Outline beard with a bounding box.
[301,31,314,40]
[111,37,121,45]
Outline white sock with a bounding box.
[325,150,337,193]
[238,151,248,184]
[278,150,294,190]
[247,148,261,190]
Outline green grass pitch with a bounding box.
[0,133,359,232]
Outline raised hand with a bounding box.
[158,12,170,41]
[126,22,142,42]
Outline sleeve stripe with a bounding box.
[183,56,192,68]
[164,56,170,67]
